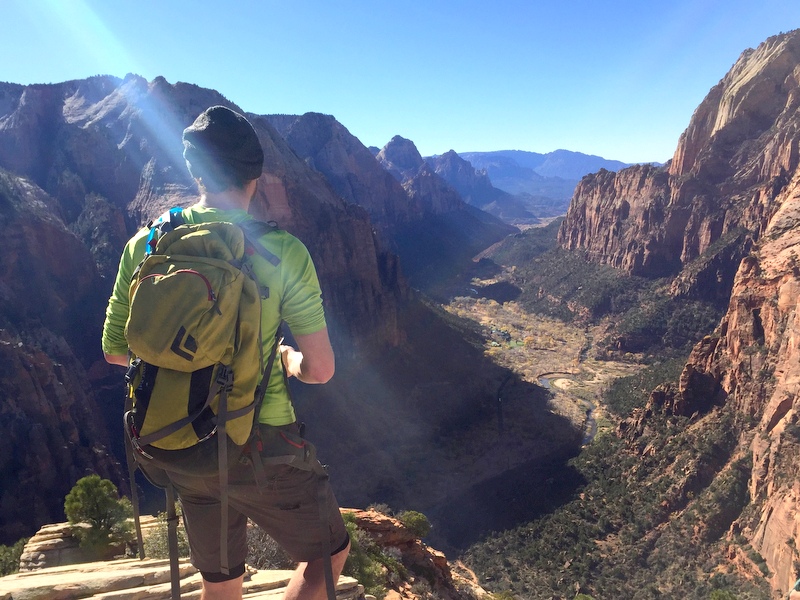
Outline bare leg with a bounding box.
[200,574,244,600]
[284,542,351,600]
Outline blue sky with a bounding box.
[2,1,799,163]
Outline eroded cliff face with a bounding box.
[426,150,536,223]
[559,31,800,307]
[265,113,415,228]
[377,136,464,215]
[0,171,121,542]
[680,166,800,594]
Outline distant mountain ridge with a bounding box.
[429,149,634,219]
[264,119,517,290]
[462,149,632,180]
[424,150,539,223]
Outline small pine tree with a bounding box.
[142,505,190,560]
[64,475,133,559]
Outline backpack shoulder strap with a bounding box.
[240,220,282,267]
[145,207,186,255]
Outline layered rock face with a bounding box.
[559,31,800,305]
[427,150,501,208]
[375,137,518,286]
[377,135,463,215]
[0,171,122,543]
[266,113,416,228]
[680,167,800,594]
[4,511,482,600]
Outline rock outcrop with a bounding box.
[344,509,486,600]
[0,558,364,600]
[3,511,482,600]
[17,518,161,572]
[426,151,537,223]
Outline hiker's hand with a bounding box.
[279,329,334,384]
[104,352,128,367]
[280,344,303,378]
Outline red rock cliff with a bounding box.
[562,30,800,596]
[559,31,800,305]
[681,165,800,595]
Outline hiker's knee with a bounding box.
[200,572,244,600]
[296,535,350,578]
[334,543,350,577]
[326,534,351,576]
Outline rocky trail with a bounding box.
[0,559,363,600]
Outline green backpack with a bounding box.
[123,209,280,474]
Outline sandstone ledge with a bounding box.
[0,558,363,600]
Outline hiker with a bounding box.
[101,105,350,600]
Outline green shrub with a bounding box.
[342,517,388,599]
[142,507,190,560]
[397,510,431,538]
[341,512,406,600]
[604,358,685,416]
[0,538,28,577]
[488,591,518,600]
[709,589,737,600]
[247,522,294,570]
[64,475,133,559]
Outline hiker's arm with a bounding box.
[102,232,148,364]
[104,353,128,367]
[281,327,335,384]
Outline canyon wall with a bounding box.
[559,31,800,306]
[267,119,517,289]
[561,30,800,595]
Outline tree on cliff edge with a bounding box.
[64,475,133,560]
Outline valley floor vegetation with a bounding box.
[442,224,771,598]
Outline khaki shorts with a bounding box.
[166,425,348,578]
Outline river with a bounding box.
[537,372,598,445]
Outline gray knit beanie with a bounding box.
[182,106,264,189]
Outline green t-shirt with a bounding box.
[101,205,327,426]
